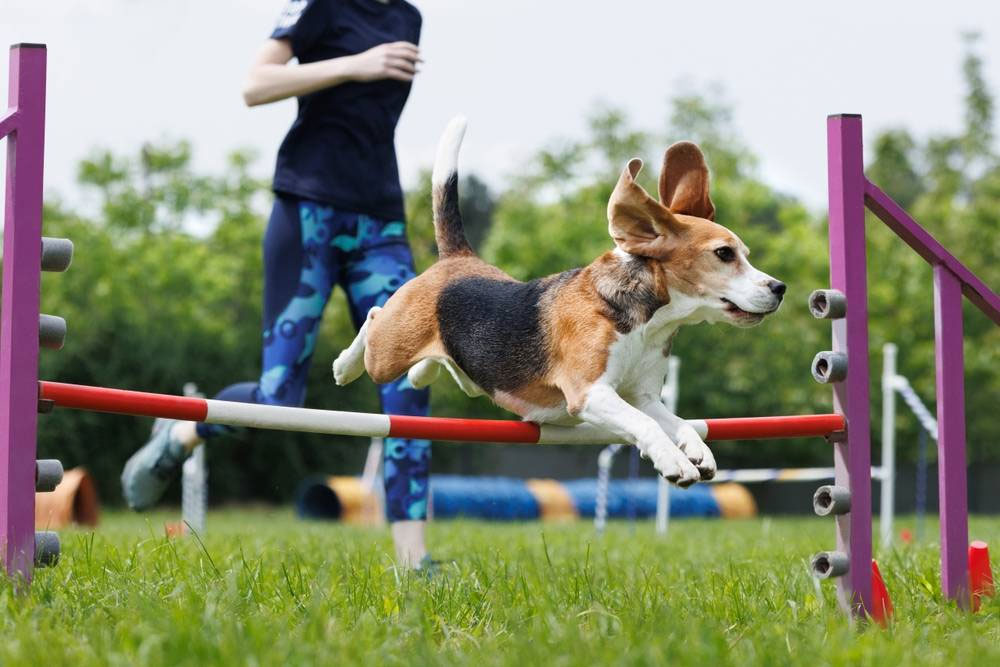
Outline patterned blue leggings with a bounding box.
[197,195,431,521]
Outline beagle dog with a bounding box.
[334,117,785,486]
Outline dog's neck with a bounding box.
[584,248,721,345]
[584,249,667,334]
[641,291,714,342]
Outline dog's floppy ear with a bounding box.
[608,158,687,258]
[658,141,715,221]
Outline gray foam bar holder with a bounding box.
[39,314,66,350]
[810,551,849,579]
[813,484,851,516]
[811,351,847,383]
[35,459,64,492]
[41,236,74,272]
[808,289,847,319]
[34,531,60,567]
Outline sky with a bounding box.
[2,0,999,212]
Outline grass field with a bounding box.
[2,511,998,666]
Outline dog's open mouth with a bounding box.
[721,298,766,321]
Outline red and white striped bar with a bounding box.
[39,381,845,444]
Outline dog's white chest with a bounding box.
[601,325,675,398]
[600,293,714,395]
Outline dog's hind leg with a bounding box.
[441,359,485,397]
[333,306,380,386]
[407,358,442,389]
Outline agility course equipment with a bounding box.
[34,381,848,444]
[296,475,755,523]
[880,342,939,547]
[870,560,893,627]
[34,468,99,530]
[968,541,995,613]
[1,46,996,622]
[815,114,999,615]
[297,476,383,523]
[655,357,679,534]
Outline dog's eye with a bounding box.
[714,246,736,263]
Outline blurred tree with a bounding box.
[458,173,496,251]
[865,32,1000,466]
[867,130,923,210]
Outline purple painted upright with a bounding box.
[933,265,969,605]
[825,114,873,616]
[0,44,47,584]
[822,113,1000,615]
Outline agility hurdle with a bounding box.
[36,380,845,445]
[0,36,842,578]
[816,115,1000,616]
[2,45,998,623]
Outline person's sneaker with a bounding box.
[414,555,453,578]
[121,418,189,510]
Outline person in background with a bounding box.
[121,0,434,569]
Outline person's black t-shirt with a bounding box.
[270,0,421,221]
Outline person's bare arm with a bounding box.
[242,39,420,107]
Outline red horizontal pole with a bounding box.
[40,381,208,421]
[703,414,845,441]
[389,415,541,443]
[39,381,845,443]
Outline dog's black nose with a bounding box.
[769,280,787,298]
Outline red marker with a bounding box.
[969,541,995,612]
[871,560,893,627]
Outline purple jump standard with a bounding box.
[0,44,47,585]
[933,265,969,603]
[826,114,873,615]
[826,114,1000,613]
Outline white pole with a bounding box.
[360,437,383,492]
[880,343,897,549]
[656,356,680,536]
[359,437,386,522]
[594,443,622,534]
[181,382,207,535]
[181,445,207,535]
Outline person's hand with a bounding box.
[349,41,421,82]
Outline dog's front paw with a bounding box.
[675,423,717,481]
[646,440,700,488]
